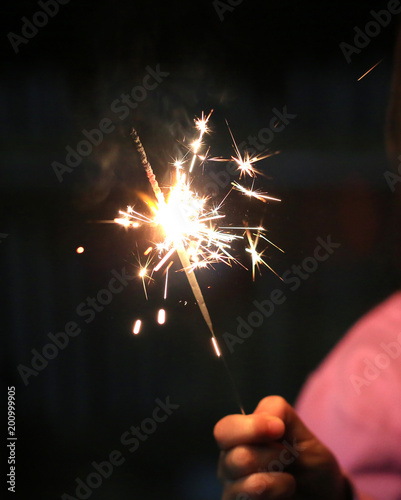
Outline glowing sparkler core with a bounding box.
[116,163,242,275]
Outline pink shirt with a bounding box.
[296,292,401,500]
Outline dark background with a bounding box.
[2,1,401,499]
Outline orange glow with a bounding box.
[76,246,84,254]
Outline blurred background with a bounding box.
[2,1,401,498]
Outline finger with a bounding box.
[221,472,296,500]
[218,443,286,481]
[214,414,285,450]
[254,396,315,447]
[254,396,346,491]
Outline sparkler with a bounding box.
[114,112,281,413]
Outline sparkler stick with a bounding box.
[131,127,246,414]
[115,114,282,415]
[131,128,217,337]
[131,127,214,329]
[131,129,164,203]
[176,243,214,335]
[177,241,245,415]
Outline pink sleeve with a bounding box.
[295,293,401,500]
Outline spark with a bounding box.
[232,181,281,203]
[133,320,142,335]
[164,261,173,299]
[245,230,281,282]
[358,60,383,81]
[189,110,213,173]
[154,247,175,272]
[138,266,150,300]
[259,233,285,254]
[173,159,184,170]
[135,249,155,300]
[225,121,274,179]
[211,337,221,357]
[232,150,263,178]
[76,246,84,254]
[157,308,166,325]
[139,268,147,278]
[114,217,131,227]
